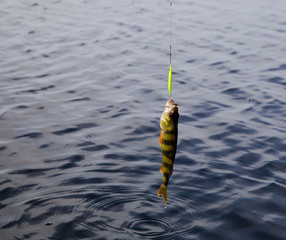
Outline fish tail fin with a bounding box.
[158,184,167,203]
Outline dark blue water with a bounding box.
[1,0,286,239]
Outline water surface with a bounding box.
[1,0,286,239]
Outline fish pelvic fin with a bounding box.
[158,184,167,203]
[159,133,162,146]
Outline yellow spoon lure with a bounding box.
[168,64,172,96]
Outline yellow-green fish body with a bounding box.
[158,99,179,203]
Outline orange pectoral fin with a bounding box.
[159,133,162,146]
[160,163,163,173]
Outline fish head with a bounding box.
[165,99,179,119]
[160,99,179,129]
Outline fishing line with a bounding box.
[169,0,172,66]
[168,0,173,97]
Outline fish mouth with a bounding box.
[166,99,179,108]
[165,99,179,117]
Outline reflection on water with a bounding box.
[0,0,286,239]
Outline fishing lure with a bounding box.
[168,65,172,96]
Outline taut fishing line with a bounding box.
[169,0,172,66]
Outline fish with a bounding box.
[158,99,179,203]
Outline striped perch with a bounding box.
[158,99,179,203]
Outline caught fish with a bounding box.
[158,99,179,203]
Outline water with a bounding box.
[0,0,286,239]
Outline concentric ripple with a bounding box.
[124,218,177,238]
[61,186,200,240]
